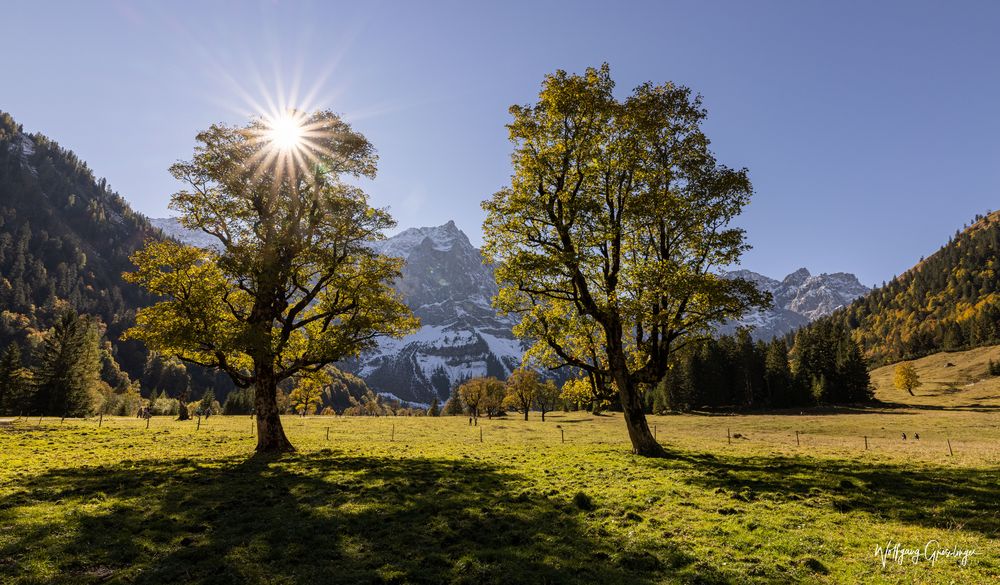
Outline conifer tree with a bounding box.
[836,336,872,402]
[764,339,795,407]
[0,344,33,415]
[651,375,670,415]
[442,393,465,416]
[33,311,102,416]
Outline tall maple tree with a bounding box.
[483,65,768,456]
[125,110,417,452]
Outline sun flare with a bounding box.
[248,108,326,182]
[265,111,305,151]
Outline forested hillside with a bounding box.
[809,210,1000,366]
[0,111,156,375]
[0,112,238,413]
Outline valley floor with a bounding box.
[1,402,996,584]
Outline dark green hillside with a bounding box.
[0,112,239,402]
[0,111,158,375]
[804,210,1000,366]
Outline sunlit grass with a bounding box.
[870,343,1000,409]
[1,409,996,584]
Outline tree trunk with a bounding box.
[523,408,528,421]
[254,364,294,453]
[177,386,191,421]
[617,379,665,456]
[608,348,665,457]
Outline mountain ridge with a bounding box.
[723,267,869,339]
[157,214,870,400]
[0,111,242,402]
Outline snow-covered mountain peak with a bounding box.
[726,269,780,289]
[377,221,472,259]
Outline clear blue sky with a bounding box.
[3,1,998,285]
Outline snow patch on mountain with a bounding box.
[7,134,37,177]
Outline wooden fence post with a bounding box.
[727,428,731,445]
[947,438,954,456]
[864,435,868,450]
[795,430,800,446]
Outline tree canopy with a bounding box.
[893,362,921,397]
[503,368,540,420]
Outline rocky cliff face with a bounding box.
[347,221,524,404]
[723,268,870,339]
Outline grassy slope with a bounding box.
[1,405,996,584]
[870,343,1000,409]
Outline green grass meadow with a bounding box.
[1,405,997,584]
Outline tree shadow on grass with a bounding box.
[0,450,712,585]
[648,449,999,539]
